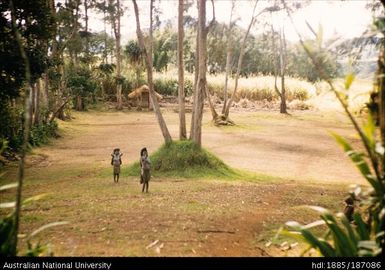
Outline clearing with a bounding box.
[1,107,365,256]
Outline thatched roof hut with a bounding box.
[127,84,163,109]
[127,85,163,100]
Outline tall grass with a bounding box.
[154,71,315,102]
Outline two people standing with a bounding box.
[110,147,151,193]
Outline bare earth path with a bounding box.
[1,108,364,256]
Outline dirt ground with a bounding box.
[1,107,365,256]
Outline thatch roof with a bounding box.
[127,85,163,100]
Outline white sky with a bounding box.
[86,0,373,43]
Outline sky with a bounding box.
[86,0,373,44]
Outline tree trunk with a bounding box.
[115,0,123,110]
[30,83,35,127]
[190,13,200,139]
[222,0,235,115]
[279,27,287,114]
[222,49,232,114]
[42,73,50,117]
[270,20,280,100]
[103,0,108,63]
[76,95,83,111]
[224,0,258,118]
[34,79,41,125]
[73,0,80,67]
[132,0,172,143]
[190,0,207,147]
[178,0,187,140]
[84,0,89,57]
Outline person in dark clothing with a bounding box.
[140,147,151,193]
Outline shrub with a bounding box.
[127,140,236,178]
[153,78,193,97]
[29,122,58,147]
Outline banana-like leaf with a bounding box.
[331,133,382,193]
[0,183,18,192]
[300,229,335,257]
[363,114,375,148]
[28,221,69,239]
[321,213,357,256]
[280,228,306,242]
[22,193,49,206]
[285,221,302,229]
[340,215,358,246]
[345,73,355,90]
[353,213,370,241]
[0,202,16,208]
[308,205,329,214]
[357,240,381,257]
[284,222,335,257]
[303,220,326,229]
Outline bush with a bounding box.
[153,78,193,97]
[29,121,58,147]
[127,140,236,178]
[153,78,178,96]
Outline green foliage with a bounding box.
[0,215,15,256]
[0,182,68,256]
[153,78,178,96]
[284,207,382,256]
[0,99,57,151]
[124,40,143,65]
[280,84,384,257]
[288,41,341,82]
[127,140,237,179]
[153,29,177,72]
[98,63,116,75]
[0,0,55,99]
[153,78,193,96]
[0,100,22,150]
[29,121,58,147]
[143,22,341,82]
[67,66,98,97]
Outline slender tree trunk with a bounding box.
[75,95,82,111]
[190,0,207,147]
[132,0,172,143]
[222,0,235,115]
[103,0,108,63]
[204,0,218,121]
[84,0,89,57]
[279,27,287,114]
[114,0,123,110]
[270,19,281,100]
[178,0,187,140]
[30,83,35,127]
[190,14,200,139]
[42,73,50,113]
[224,0,258,118]
[222,49,232,114]
[34,79,41,125]
[73,0,80,67]
[10,0,33,255]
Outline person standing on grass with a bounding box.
[111,148,123,183]
[140,147,151,193]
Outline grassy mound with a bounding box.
[127,140,238,179]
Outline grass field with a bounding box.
[0,108,366,256]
